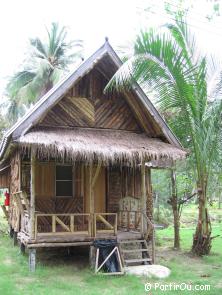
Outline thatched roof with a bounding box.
[16,127,187,165]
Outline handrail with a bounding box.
[141,211,154,229]
[35,213,90,217]
[35,213,91,238]
[141,210,155,264]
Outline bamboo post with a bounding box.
[29,249,36,272]
[90,161,102,237]
[89,163,94,236]
[152,228,156,264]
[115,214,118,235]
[70,215,74,232]
[13,231,18,246]
[141,162,147,235]
[52,215,56,233]
[30,150,36,240]
[35,215,38,240]
[89,245,96,269]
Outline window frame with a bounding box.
[55,164,74,198]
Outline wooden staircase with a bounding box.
[118,239,152,267]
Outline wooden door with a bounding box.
[85,166,106,213]
[94,167,106,213]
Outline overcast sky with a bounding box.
[1,0,222,99]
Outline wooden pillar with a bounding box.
[89,163,93,236]
[13,231,18,246]
[30,150,36,240]
[89,162,101,237]
[9,225,14,238]
[146,168,153,220]
[20,242,26,254]
[141,162,147,235]
[29,249,36,272]
[89,245,96,268]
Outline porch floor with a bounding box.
[20,230,143,248]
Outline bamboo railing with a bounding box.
[94,213,117,236]
[34,212,118,238]
[141,211,155,264]
[35,213,91,238]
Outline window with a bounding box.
[56,165,73,197]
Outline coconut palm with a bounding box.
[6,22,83,123]
[106,16,222,255]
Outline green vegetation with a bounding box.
[107,14,222,255]
[0,208,221,295]
[5,22,83,124]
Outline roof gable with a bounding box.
[38,68,142,132]
[0,40,182,159]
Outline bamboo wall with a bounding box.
[10,151,20,193]
[107,166,153,219]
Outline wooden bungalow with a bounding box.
[0,40,186,272]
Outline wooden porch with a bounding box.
[16,206,152,245]
[9,191,154,261]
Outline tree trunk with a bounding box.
[192,177,211,255]
[170,169,180,249]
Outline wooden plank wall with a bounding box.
[39,69,142,132]
[35,162,55,198]
[21,160,84,213]
[0,168,10,188]
[21,162,31,197]
[107,167,122,213]
[84,166,106,213]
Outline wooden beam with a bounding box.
[55,216,70,232]
[70,215,74,232]
[89,163,94,236]
[30,150,36,240]
[28,241,92,248]
[89,161,102,237]
[52,215,56,233]
[29,249,36,272]
[96,214,114,230]
[91,162,101,189]
[89,163,93,214]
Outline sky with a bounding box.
[1,0,222,100]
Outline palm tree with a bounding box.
[6,22,83,123]
[106,16,222,255]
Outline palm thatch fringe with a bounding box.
[16,127,187,165]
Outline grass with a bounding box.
[0,208,221,294]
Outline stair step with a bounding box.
[122,249,148,253]
[119,240,145,244]
[125,258,152,264]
